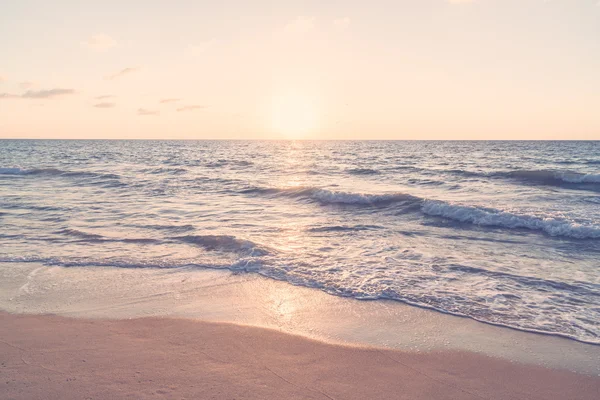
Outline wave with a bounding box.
[2,255,597,345]
[502,170,600,185]
[421,200,600,239]
[242,186,422,206]
[308,224,384,232]
[0,200,69,212]
[439,168,600,189]
[142,167,188,175]
[311,189,421,206]
[55,228,105,241]
[172,235,270,256]
[205,159,254,168]
[406,178,446,186]
[53,228,162,245]
[0,256,249,272]
[346,168,380,175]
[0,167,120,180]
[446,264,600,296]
[127,223,195,233]
[243,185,600,239]
[240,186,317,198]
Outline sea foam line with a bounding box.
[1,255,597,345]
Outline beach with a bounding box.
[3,0,600,396]
[2,311,599,400]
[1,264,600,399]
[2,140,600,399]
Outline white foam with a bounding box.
[310,189,419,205]
[555,171,600,184]
[421,200,600,239]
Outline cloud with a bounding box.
[106,67,140,80]
[95,95,115,100]
[22,89,75,98]
[333,17,351,30]
[447,0,475,3]
[160,98,180,104]
[93,102,115,108]
[19,81,35,89]
[84,33,117,51]
[137,108,159,116]
[0,88,76,99]
[0,75,5,83]
[176,105,207,112]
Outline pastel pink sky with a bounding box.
[1,0,599,139]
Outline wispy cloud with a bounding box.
[0,88,76,99]
[84,33,117,51]
[19,81,35,89]
[106,67,140,80]
[176,105,207,112]
[160,98,180,104]
[95,95,115,100]
[22,89,75,98]
[93,102,115,108]
[0,75,5,83]
[447,0,475,3]
[137,108,159,116]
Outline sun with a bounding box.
[270,92,319,139]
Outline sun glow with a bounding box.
[270,92,319,139]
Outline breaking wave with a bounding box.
[242,186,422,206]
[244,185,600,239]
[422,200,600,239]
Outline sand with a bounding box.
[1,312,598,400]
[3,263,599,375]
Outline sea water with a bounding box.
[1,140,599,344]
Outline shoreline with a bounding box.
[2,262,600,375]
[2,311,599,400]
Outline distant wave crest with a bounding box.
[346,168,380,175]
[432,168,600,189]
[503,170,600,185]
[0,167,120,180]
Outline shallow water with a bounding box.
[1,140,599,344]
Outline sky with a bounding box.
[0,0,599,140]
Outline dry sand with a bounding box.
[1,312,598,400]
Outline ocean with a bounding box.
[1,140,599,344]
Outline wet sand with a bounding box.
[1,311,599,400]
[2,264,599,375]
